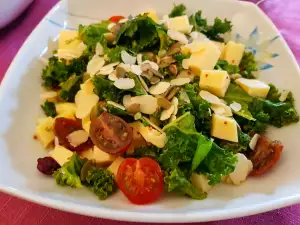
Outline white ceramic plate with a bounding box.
[1,0,300,222]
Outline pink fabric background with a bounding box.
[0,0,299,224]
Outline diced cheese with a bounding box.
[184,42,221,74]
[223,41,245,66]
[35,117,55,148]
[235,78,270,98]
[80,146,116,166]
[229,153,253,185]
[181,41,207,55]
[144,9,159,23]
[107,156,125,176]
[200,70,230,97]
[166,15,192,34]
[211,114,238,142]
[139,124,167,148]
[75,90,99,119]
[49,145,73,166]
[82,115,91,133]
[127,122,147,155]
[211,41,225,59]
[58,30,81,50]
[55,103,76,120]
[40,91,58,102]
[191,173,212,193]
[80,78,95,95]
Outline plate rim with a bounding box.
[1,0,300,222]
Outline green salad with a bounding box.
[35,4,299,205]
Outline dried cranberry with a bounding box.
[37,157,61,175]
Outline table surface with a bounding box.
[0,0,299,224]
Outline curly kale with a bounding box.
[84,167,117,200]
[189,10,232,41]
[93,75,122,101]
[53,153,87,188]
[239,51,258,79]
[164,168,207,199]
[267,84,294,103]
[219,131,251,154]
[58,74,82,102]
[234,115,267,134]
[215,60,240,75]
[42,55,89,89]
[129,145,161,160]
[169,4,186,18]
[41,100,57,117]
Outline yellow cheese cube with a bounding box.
[55,103,76,120]
[211,41,225,59]
[235,78,270,98]
[35,117,55,148]
[185,42,221,74]
[82,115,91,133]
[166,15,192,34]
[181,41,207,55]
[58,30,81,50]
[144,9,159,23]
[107,156,125,176]
[223,41,245,66]
[49,145,73,166]
[80,78,95,95]
[211,114,238,142]
[200,70,230,97]
[80,146,116,166]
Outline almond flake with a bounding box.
[131,65,143,75]
[169,115,177,123]
[131,95,158,115]
[167,30,189,44]
[114,78,135,90]
[95,42,104,56]
[182,59,189,69]
[189,31,208,41]
[123,95,132,109]
[170,78,191,86]
[199,90,222,105]
[107,101,126,110]
[137,54,143,65]
[99,67,114,75]
[108,71,118,81]
[249,134,260,150]
[87,55,105,76]
[142,60,159,71]
[171,97,179,116]
[279,90,290,102]
[107,23,116,31]
[160,105,175,121]
[230,102,242,112]
[119,18,128,23]
[121,50,137,65]
[149,82,171,95]
[67,130,89,147]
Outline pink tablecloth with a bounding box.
[0,0,299,224]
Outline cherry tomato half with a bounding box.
[89,112,133,154]
[116,158,163,205]
[250,136,283,176]
[54,118,93,152]
[108,15,125,23]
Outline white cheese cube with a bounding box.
[191,173,212,193]
[55,103,76,120]
[166,15,192,34]
[229,153,253,185]
[49,145,73,166]
[80,146,116,166]
[235,78,270,98]
[211,114,238,142]
[211,41,225,59]
[35,117,55,148]
[107,156,125,176]
[184,42,221,74]
[200,70,230,97]
[58,30,81,50]
[223,41,245,65]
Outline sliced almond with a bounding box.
[118,63,131,72]
[138,75,149,92]
[127,103,141,114]
[150,68,164,78]
[149,82,171,95]
[211,104,232,117]
[108,71,118,81]
[115,66,127,78]
[182,59,189,69]
[189,31,208,41]
[249,134,260,150]
[131,95,158,114]
[75,90,99,119]
[142,116,163,133]
[67,130,89,147]
[123,95,132,109]
[131,65,143,75]
[119,18,128,23]
[279,90,290,102]
[170,78,191,86]
[199,90,222,105]
[107,101,126,110]
[104,32,116,43]
[80,78,95,95]
[137,54,143,65]
[114,78,135,90]
[142,60,159,71]
[121,50,136,65]
[169,115,177,123]
[86,55,105,76]
[150,76,160,84]
[171,97,179,115]
[139,125,167,148]
[95,42,104,56]
[161,105,175,121]
[99,66,114,75]
[230,102,242,112]
[167,30,189,44]
[157,97,172,110]
[141,63,152,72]
[231,73,242,80]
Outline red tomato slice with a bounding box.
[54,118,93,152]
[89,112,133,154]
[250,137,283,176]
[108,15,125,23]
[116,158,163,205]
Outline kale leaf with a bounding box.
[41,100,57,117]
[169,4,187,18]
[219,131,251,154]
[239,51,258,79]
[93,75,122,101]
[58,74,82,102]
[215,60,240,75]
